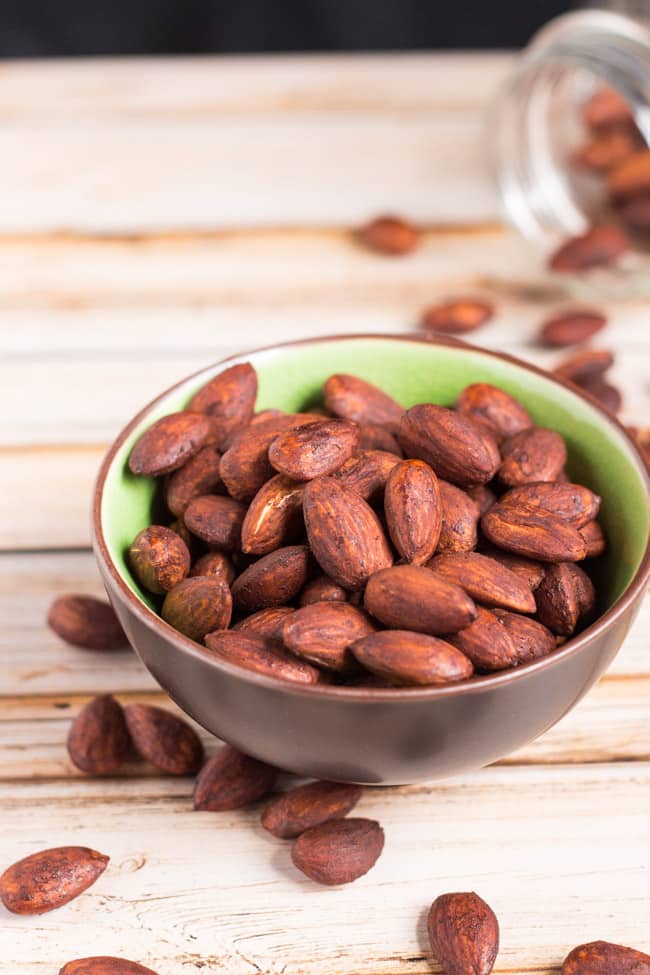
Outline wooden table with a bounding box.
[1,54,649,975]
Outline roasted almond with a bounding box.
[124,703,204,775]
[168,516,193,550]
[330,449,400,500]
[161,576,232,641]
[499,427,567,486]
[608,147,650,200]
[186,362,257,446]
[438,481,480,553]
[398,404,500,486]
[535,562,596,635]
[456,383,532,443]
[205,629,324,684]
[59,959,159,975]
[269,419,360,480]
[447,606,520,672]
[482,501,587,562]
[299,575,347,606]
[384,459,441,565]
[500,482,600,528]
[240,474,305,555]
[0,846,109,915]
[466,484,497,517]
[575,128,640,171]
[420,298,494,334]
[128,525,190,594]
[189,550,236,585]
[428,891,499,975]
[428,552,536,614]
[364,565,477,635]
[583,87,634,130]
[580,520,607,557]
[193,745,277,811]
[492,609,556,663]
[554,348,615,384]
[47,594,127,651]
[358,215,420,256]
[231,545,311,612]
[538,309,607,347]
[580,376,622,414]
[323,373,404,432]
[232,606,295,639]
[261,781,363,839]
[282,602,375,672]
[351,630,473,686]
[562,940,650,975]
[128,411,212,477]
[358,424,403,456]
[183,494,247,551]
[549,226,629,271]
[303,478,393,590]
[291,817,384,885]
[479,547,546,591]
[67,694,130,775]
[166,444,224,517]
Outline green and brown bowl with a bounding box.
[92,335,650,785]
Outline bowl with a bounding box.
[92,334,650,785]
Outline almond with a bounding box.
[420,298,494,334]
[608,147,650,200]
[269,419,360,480]
[499,427,567,486]
[539,309,607,348]
[500,482,600,528]
[438,481,480,553]
[161,576,232,641]
[351,630,473,686]
[479,547,546,591]
[447,606,520,672]
[240,474,305,555]
[183,494,247,551]
[384,459,442,564]
[299,575,348,606]
[575,129,640,171]
[166,444,224,517]
[482,501,587,562]
[620,194,650,232]
[186,362,257,445]
[189,550,236,585]
[456,383,532,443]
[535,562,596,635]
[549,226,629,272]
[554,348,615,384]
[303,478,393,590]
[67,694,130,775]
[358,215,420,256]
[291,818,384,885]
[466,484,497,516]
[428,552,536,613]
[204,630,324,684]
[364,565,477,635]
[358,424,403,456]
[59,959,160,975]
[583,87,634,130]
[282,602,375,672]
[323,374,405,432]
[128,411,212,476]
[398,404,500,486]
[580,520,607,557]
[261,781,363,839]
[128,525,190,594]
[330,450,400,500]
[232,606,295,639]
[193,745,277,811]
[492,609,556,663]
[580,376,622,414]
[231,545,311,612]
[427,891,499,975]
[47,595,127,651]
[562,940,650,975]
[124,704,203,775]
[168,517,193,550]
[0,847,109,915]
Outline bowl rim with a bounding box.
[92,332,650,702]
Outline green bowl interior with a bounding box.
[101,337,649,619]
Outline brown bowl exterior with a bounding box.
[93,334,650,785]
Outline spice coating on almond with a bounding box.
[282,602,375,672]
[428,552,536,614]
[193,746,276,811]
[166,444,224,517]
[323,373,404,432]
[128,411,212,476]
[205,629,324,684]
[161,576,232,642]
[331,450,400,500]
[47,595,127,651]
[352,630,474,686]
[438,481,481,553]
[59,958,160,975]
[0,846,109,915]
[456,383,532,443]
[499,427,567,486]
[187,362,257,445]
[500,482,600,529]
[482,501,587,562]
[384,459,442,564]
[428,891,500,975]
[184,494,247,551]
[364,565,477,635]
[129,525,190,594]
[231,545,311,612]
[67,694,130,775]
[291,817,384,885]
[399,404,500,486]
[124,704,204,775]
[562,940,650,975]
[261,780,363,839]
[269,419,360,481]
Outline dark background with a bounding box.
[2,0,574,57]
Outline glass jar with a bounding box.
[491,8,650,297]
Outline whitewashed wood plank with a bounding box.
[0,764,648,974]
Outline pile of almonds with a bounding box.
[125,364,605,686]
